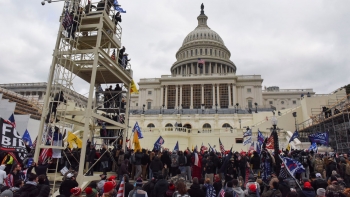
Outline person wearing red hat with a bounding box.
[70,187,82,197]
[248,184,257,197]
[85,186,98,197]
[103,181,115,197]
[297,182,316,197]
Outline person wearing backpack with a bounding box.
[261,180,282,197]
[171,151,179,177]
[128,178,147,197]
[314,155,324,177]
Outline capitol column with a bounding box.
[175,85,178,108]
[165,85,168,109]
[232,84,236,106]
[201,84,204,105]
[212,84,216,108]
[190,85,193,109]
[160,86,164,107]
[228,83,232,108]
[216,84,220,108]
[209,62,211,74]
[179,85,183,107]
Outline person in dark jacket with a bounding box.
[100,145,110,175]
[114,12,122,32]
[150,156,163,178]
[184,150,192,182]
[59,173,78,197]
[116,174,134,197]
[326,159,337,180]
[213,174,222,196]
[297,182,316,197]
[225,158,237,185]
[118,46,126,65]
[141,150,150,181]
[250,152,260,175]
[153,175,169,197]
[27,162,51,185]
[311,173,328,192]
[17,173,39,197]
[86,145,96,176]
[278,177,291,197]
[118,159,129,182]
[187,177,206,197]
[37,175,50,197]
[45,91,66,123]
[161,151,172,177]
[134,150,143,179]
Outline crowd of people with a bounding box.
[1,146,350,197]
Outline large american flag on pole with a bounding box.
[219,138,225,154]
[117,180,125,197]
[62,9,73,30]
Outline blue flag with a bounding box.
[308,142,318,152]
[22,129,33,147]
[308,132,329,146]
[243,137,252,145]
[281,157,305,175]
[257,129,264,145]
[174,141,179,151]
[243,129,252,137]
[153,136,164,151]
[289,130,299,143]
[113,0,126,13]
[132,122,143,139]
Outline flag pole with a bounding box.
[278,155,302,190]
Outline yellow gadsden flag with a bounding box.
[130,80,139,93]
[67,131,82,149]
[286,143,291,152]
[133,132,141,152]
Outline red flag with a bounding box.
[266,135,274,149]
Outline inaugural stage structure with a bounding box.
[33,0,132,185]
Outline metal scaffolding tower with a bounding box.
[33,0,132,185]
[298,95,350,153]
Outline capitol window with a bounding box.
[269,101,273,105]
[215,50,217,56]
[293,100,296,104]
[210,49,212,55]
[147,102,152,109]
[200,49,202,55]
[281,101,285,104]
[205,49,207,55]
[236,138,243,144]
[247,88,251,93]
[148,91,152,95]
[196,49,198,55]
[191,50,193,56]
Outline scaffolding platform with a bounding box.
[34,0,132,188]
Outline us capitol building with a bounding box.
[126,5,337,150]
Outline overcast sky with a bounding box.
[0,0,349,95]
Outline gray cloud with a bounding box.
[0,0,349,94]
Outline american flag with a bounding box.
[279,163,288,179]
[198,58,205,69]
[39,148,52,164]
[8,114,16,128]
[62,9,73,30]
[117,180,125,197]
[219,138,225,154]
[111,49,116,60]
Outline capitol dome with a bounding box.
[171,4,236,76]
